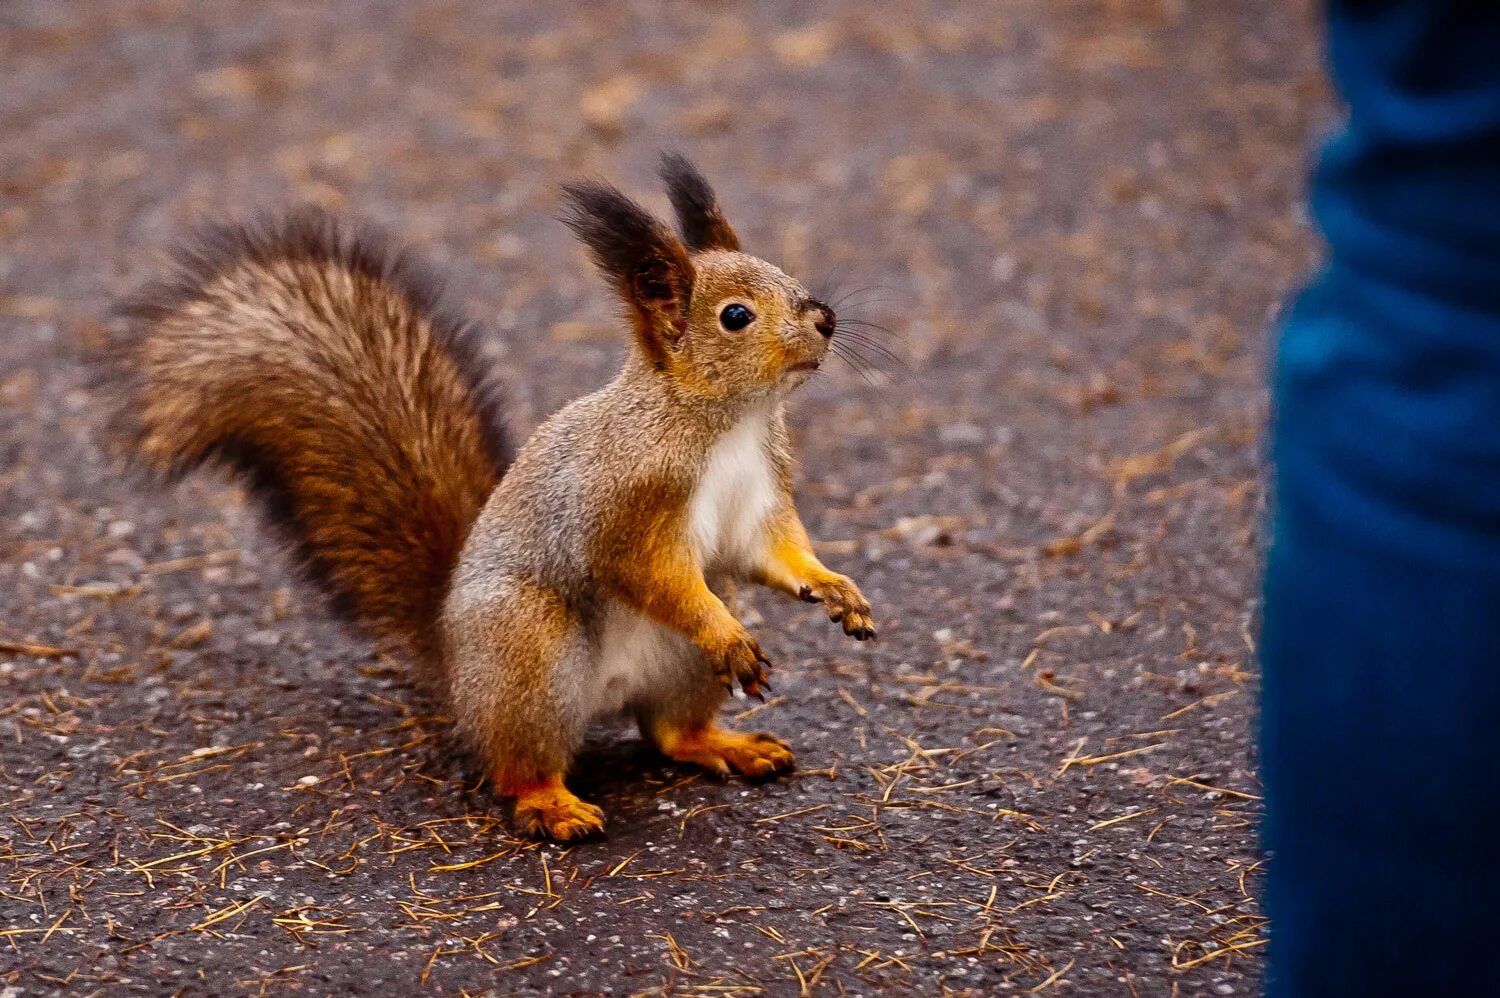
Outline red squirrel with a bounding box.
[112,155,875,840]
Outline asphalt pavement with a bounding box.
[1,2,1324,993]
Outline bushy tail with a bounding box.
[111,208,510,665]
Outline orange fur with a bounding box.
[509,774,605,841]
[645,720,795,779]
[758,515,877,640]
[589,478,771,695]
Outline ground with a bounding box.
[0,2,1326,994]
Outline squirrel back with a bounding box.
[111,209,510,664]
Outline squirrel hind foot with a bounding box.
[655,724,795,781]
[507,776,606,842]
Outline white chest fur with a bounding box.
[588,600,695,718]
[687,409,777,572]
[585,410,778,720]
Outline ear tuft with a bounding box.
[560,180,683,288]
[659,152,741,253]
[560,179,695,361]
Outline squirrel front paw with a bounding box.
[799,576,877,641]
[711,633,773,699]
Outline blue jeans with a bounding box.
[1263,2,1500,994]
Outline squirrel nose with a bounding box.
[810,301,836,339]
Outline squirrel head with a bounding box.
[562,153,834,403]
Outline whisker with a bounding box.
[835,330,910,369]
[828,338,873,371]
[828,342,883,386]
[828,285,874,307]
[813,269,848,306]
[829,285,894,310]
[834,294,898,313]
[838,318,904,340]
[832,354,880,387]
[836,349,904,381]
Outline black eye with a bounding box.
[719,303,754,331]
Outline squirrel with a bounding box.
[110,154,875,841]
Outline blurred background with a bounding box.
[1,1,1323,993]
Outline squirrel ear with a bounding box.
[561,180,695,362]
[659,152,741,253]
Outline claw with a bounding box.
[716,634,775,699]
[742,664,770,699]
[510,777,606,842]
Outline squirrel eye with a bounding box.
[719,303,754,332]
